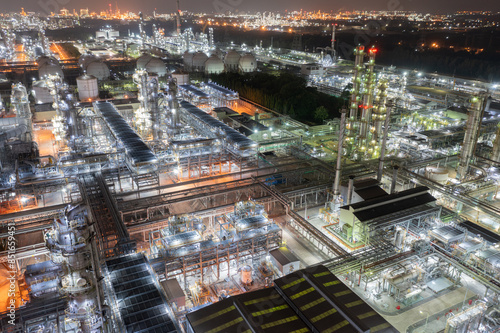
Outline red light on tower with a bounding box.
[369,48,378,54]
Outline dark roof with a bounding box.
[213,106,238,115]
[348,186,430,210]
[162,278,185,301]
[353,193,436,222]
[186,265,396,333]
[105,254,177,333]
[460,220,500,244]
[355,186,388,202]
[269,246,299,266]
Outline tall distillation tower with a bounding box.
[345,46,388,161]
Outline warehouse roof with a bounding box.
[460,220,500,244]
[95,101,157,166]
[179,84,209,98]
[180,101,257,150]
[186,265,396,333]
[269,246,300,266]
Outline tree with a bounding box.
[314,106,329,123]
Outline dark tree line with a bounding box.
[211,72,345,123]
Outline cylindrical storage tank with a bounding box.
[86,61,110,80]
[136,53,154,69]
[240,266,252,285]
[76,74,99,102]
[32,80,53,104]
[172,71,190,85]
[224,50,241,72]
[38,63,64,78]
[191,52,208,72]
[239,53,257,73]
[145,57,167,77]
[205,55,224,74]
[425,166,449,184]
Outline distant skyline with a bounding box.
[2,0,499,16]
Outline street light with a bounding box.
[461,279,469,309]
[420,310,429,332]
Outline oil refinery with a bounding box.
[0,6,499,333]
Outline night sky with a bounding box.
[1,0,498,15]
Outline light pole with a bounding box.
[462,279,469,309]
[420,310,429,333]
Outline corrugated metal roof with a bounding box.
[179,85,210,98]
[180,101,257,150]
[204,82,238,97]
[186,265,396,333]
[105,254,177,333]
[95,101,157,165]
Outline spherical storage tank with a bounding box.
[78,54,97,69]
[77,74,99,102]
[38,63,64,78]
[191,52,208,72]
[239,53,257,73]
[36,55,57,68]
[86,61,110,80]
[144,57,167,77]
[183,51,194,68]
[205,54,224,74]
[224,50,241,72]
[32,80,53,104]
[136,53,154,70]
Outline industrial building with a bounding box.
[0,13,500,333]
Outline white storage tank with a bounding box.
[32,80,53,104]
[191,52,208,72]
[136,53,154,69]
[224,50,241,72]
[145,57,167,77]
[204,54,224,74]
[172,70,190,85]
[425,166,449,184]
[86,61,110,80]
[78,54,97,69]
[39,62,63,78]
[239,53,257,73]
[76,74,99,102]
[240,266,252,285]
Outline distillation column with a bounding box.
[346,46,365,155]
[46,75,67,144]
[358,47,377,157]
[457,94,487,180]
[333,108,347,207]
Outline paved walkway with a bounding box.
[381,287,475,332]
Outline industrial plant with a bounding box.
[0,5,499,333]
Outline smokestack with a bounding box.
[176,0,182,35]
[390,165,399,194]
[347,175,355,205]
[331,23,336,59]
[333,108,347,197]
[377,101,392,181]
